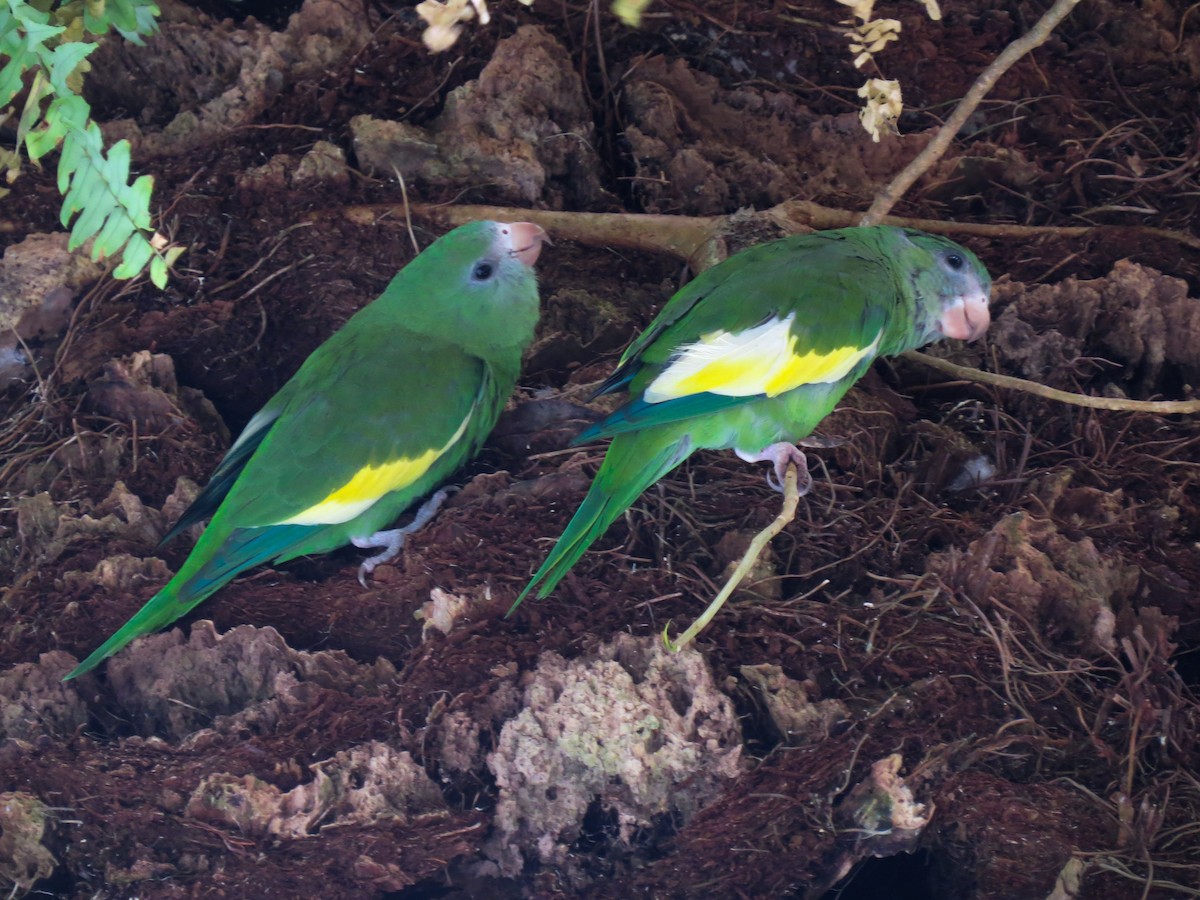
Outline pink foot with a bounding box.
[735,442,813,495]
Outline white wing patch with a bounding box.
[228,407,279,456]
[644,314,881,403]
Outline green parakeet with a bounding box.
[515,225,990,606]
[67,220,547,679]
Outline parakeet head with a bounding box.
[384,220,547,355]
[897,228,992,344]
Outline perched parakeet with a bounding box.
[67,220,547,679]
[515,225,990,606]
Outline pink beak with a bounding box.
[939,290,991,342]
[501,222,549,268]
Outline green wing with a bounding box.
[215,322,490,534]
[580,229,896,440]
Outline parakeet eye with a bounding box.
[472,261,496,281]
[945,253,965,271]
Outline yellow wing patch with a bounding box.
[644,314,880,403]
[279,411,474,526]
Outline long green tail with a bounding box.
[512,429,695,610]
[64,520,313,680]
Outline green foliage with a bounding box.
[0,0,183,289]
[611,0,652,27]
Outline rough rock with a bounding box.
[0,792,57,893]
[739,663,848,744]
[435,662,522,776]
[989,260,1200,395]
[483,633,742,879]
[61,554,172,597]
[186,741,445,839]
[620,57,934,215]
[236,153,294,194]
[0,651,90,742]
[102,621,397,740]
[0,233,105,382]
[90,0,375,157]
[238,141,351,195]
[349,118,443,180]
[927,506,1137,653]
[15,481,167,568]
[294,140,350,187]
[14,474,199,583]
[85,351,230,439]
[415,587,473,639]
[810,754,932,895]
[351,26,604,206]
[0,233,104,339]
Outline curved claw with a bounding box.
[798,435,845,450]
[735,442,813,496]
[351,487,456,586]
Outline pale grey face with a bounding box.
[903,230,992,343]
[932,247,990,341]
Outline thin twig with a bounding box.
[209,223,314,296]
[907,350,1200,414]
[666,463,802,651]
[230,254,317,305]
[769,200,1200,254]
[391,166,421,255]
[862,0,1088,225]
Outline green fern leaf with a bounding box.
[59,139,101,221]
[18,20,64,48]
[123,173,154,229]
[104,0,137,35]
[0,49,35,105]
[93,205,138,259]
[46,39,95,95]
[68,187,110,247]
[16,69,53,152]
[5,0,164,284]
[82,0,109,36]
[60,164,105,227]
[28,92,87,162]
[83,0,158,43]
[61,134,154,263]
[111,232,154,279]
[149,253,167,289]
[101,134,131,178]
[56,129,86,192]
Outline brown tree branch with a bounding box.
[906,351,1200,414]
[326,200,1200,265]
[861,0,1089,225]
[665,462,803,652]
[406,205,727,270]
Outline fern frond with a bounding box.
[1,0,175,288]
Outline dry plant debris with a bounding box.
[1,0,1199,897]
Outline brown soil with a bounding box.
[2,0,1199,897]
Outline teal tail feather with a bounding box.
[64,522,314,680]
[511,430,694,611]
